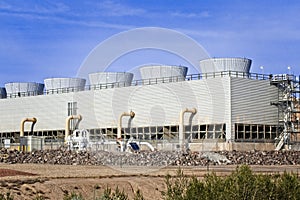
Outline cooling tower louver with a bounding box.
[44,78,86,94]
[199,58,252,74]
[89,72,134,88]
[139,65,188,83]
[5,82,44,98]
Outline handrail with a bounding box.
[5,71,297,98]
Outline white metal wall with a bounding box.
[231,77,278,139]
[0,77,278,141]
[85,77,231,128]
[0,77,230,132]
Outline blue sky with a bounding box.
[0,0,300,86]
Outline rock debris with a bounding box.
[1,148,300,166]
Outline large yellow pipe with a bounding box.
[179,108,197,150]
[65,115,82,141]
[20,117,37,137]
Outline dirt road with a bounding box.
[0,164,300,199]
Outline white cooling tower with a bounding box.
[0,87,6,99]
[5,82,44,97]
[44,78,86,92]
[199,58,252,74]
[89,72,134,87]
[139,65,188,80]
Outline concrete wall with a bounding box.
[189,142,275,151]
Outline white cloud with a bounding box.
[171,11,210,18]
[0,11,135,30]
[95,0,146,17]
[0,0,69,14]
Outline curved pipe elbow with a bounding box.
[20,117,38,137]
[65,114,82,141]
[117,111,135,140]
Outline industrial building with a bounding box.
[0,57,299,151]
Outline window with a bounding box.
[67,102,77,130]
[67,102,77,116]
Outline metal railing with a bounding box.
[3,71,296,98]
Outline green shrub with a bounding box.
[63,192,84,200]
[184,176,204,200]
[161,169,188,200]
[133,189,144,200]
[100,186,128,200]
[0,192,13,200]
[276,171,300,200]
[162,165,300,200]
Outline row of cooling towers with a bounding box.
[0,58,252,98]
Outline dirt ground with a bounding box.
[0,164,300,200]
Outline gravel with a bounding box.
[1,148,300,166]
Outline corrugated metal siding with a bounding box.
[77,77,231,128]
[0,77,280,142]
[0,93,73,132]
[0,77,231,132]
[231,77,278,139]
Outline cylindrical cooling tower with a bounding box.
[139,65,188,83]
[44,78,86,93]
[89,72,134,87]
[199,58,252,74]
[5,82,44,97]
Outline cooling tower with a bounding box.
[5,82,44,97]
[199,58,252,74]
[0,87,6,99]
[89,72,134,87]
[44,78,86,92]
[139,65,188,82]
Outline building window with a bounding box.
[67,102,77,130]
[67,102,77,116]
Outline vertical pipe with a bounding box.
[65,115,82,142]
[117,111,135,151]
[179,108,197,151]
[20,118,37,137]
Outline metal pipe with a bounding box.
[20,117,37,137]
[139,142,155,151]
[65,115,82,141]
[179,108,197,151]
[117,111,135,151]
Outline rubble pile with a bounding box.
[0,148,99,165]
[219,150,300,165]
[1,148,300,166]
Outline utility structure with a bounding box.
[271,74,300,150]
[65,115,82,141]
[117,111,135,152]
[20,117,37,137]
[179,108,197,150]
[2,57,300,151]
